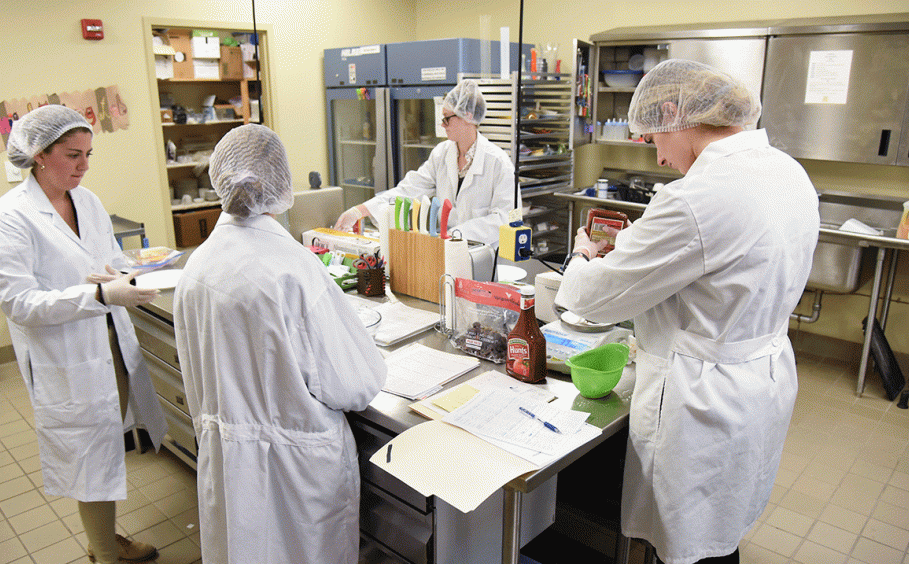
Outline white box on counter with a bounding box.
[301,228,381,260]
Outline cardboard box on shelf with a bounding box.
[191,30,220,59]
[220,46,243,79]
[173,207,221,247]
[193,60,220,80]
[167,29,193,79]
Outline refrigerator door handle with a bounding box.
[374,87,393,193]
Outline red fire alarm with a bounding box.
[81,19,104,40]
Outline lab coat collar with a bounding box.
[22,173,91,252]
[686,129,770,178]
[217,212,294,240]
[449,133,487,198]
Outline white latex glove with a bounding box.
[100,267,159,307]
[334,205,368,231]
[86,264,121,284]
[573,227,609,259]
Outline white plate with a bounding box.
[135,269,183,290]
[496,265,527,282]
[560,310,615,333]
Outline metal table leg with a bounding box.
[615,533,631,564]
[502,488,522,564]
[879,250,898,330]
[566,199,576,252]
[857,247,886,396]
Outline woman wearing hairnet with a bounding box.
[334,78,516,247]
[173,124,387,563]
[556,60,819,564]
[0,105,167,564]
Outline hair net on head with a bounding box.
[443,79,487,125]
[7,105,92,169]
[208,124,293,219]
[627,59,761,136]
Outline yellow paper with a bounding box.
[432,384,480,413]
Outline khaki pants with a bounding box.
[78,319,130,564]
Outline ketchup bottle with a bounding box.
[506,285,547,383]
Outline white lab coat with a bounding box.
[556,130,819,564]
[362,132,518,247]
[0,174,167,501]
[173,213,387,564]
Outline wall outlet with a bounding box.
[5,161,23,183]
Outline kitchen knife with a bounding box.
[401,197,412,231]
[411,197,421,234]
[440,199,453,239]
[419,195,431,235]
[395,197,404,230]
[428,197,441,236]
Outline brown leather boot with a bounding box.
[87,534,158,562]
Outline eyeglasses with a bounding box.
[441,114,458,126]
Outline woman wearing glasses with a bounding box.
[334,79,516,247]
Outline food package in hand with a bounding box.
[123,247,184,269]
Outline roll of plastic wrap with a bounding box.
[443,237,471,326]
[378,203,393,277]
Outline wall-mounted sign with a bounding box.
[805,50,853,105]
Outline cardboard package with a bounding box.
[220,46,243,79]
[173,208,221,247]
[167,30,193,79]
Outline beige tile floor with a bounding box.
[1,346,908,564]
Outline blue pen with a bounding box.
[518,406,561,433]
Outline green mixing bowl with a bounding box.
[565,343,629,399]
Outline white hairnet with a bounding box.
[443,79,486,125]
[208,124,293,219]
[628,59,761,136]
[7,105,92,169]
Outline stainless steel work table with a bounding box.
[554,191,909,396]
[135,282,632,564]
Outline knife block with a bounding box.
[388,229,445,303]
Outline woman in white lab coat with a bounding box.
[173,124,387,564]
[335,79,517,247]
[556,60,819,564]
[0,105,167,564]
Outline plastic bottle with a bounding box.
[506,286,547,383]
[363,112,372,140]
[897,201,909,239]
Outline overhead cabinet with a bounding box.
[577,14,909,166]
[762,27,909,166]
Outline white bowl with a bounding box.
[603,70,644,88]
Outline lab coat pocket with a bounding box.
[628,349,669,443]
[31,358,116,426]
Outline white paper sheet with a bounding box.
[345,295,438,346]
[805,50,853,105]
[382,343,480,400]
[443,389,590,455]
[368,420,538,513]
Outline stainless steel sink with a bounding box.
[807,191,904,293]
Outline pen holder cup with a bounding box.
[565,343,629,399]
[357,269,386,297]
